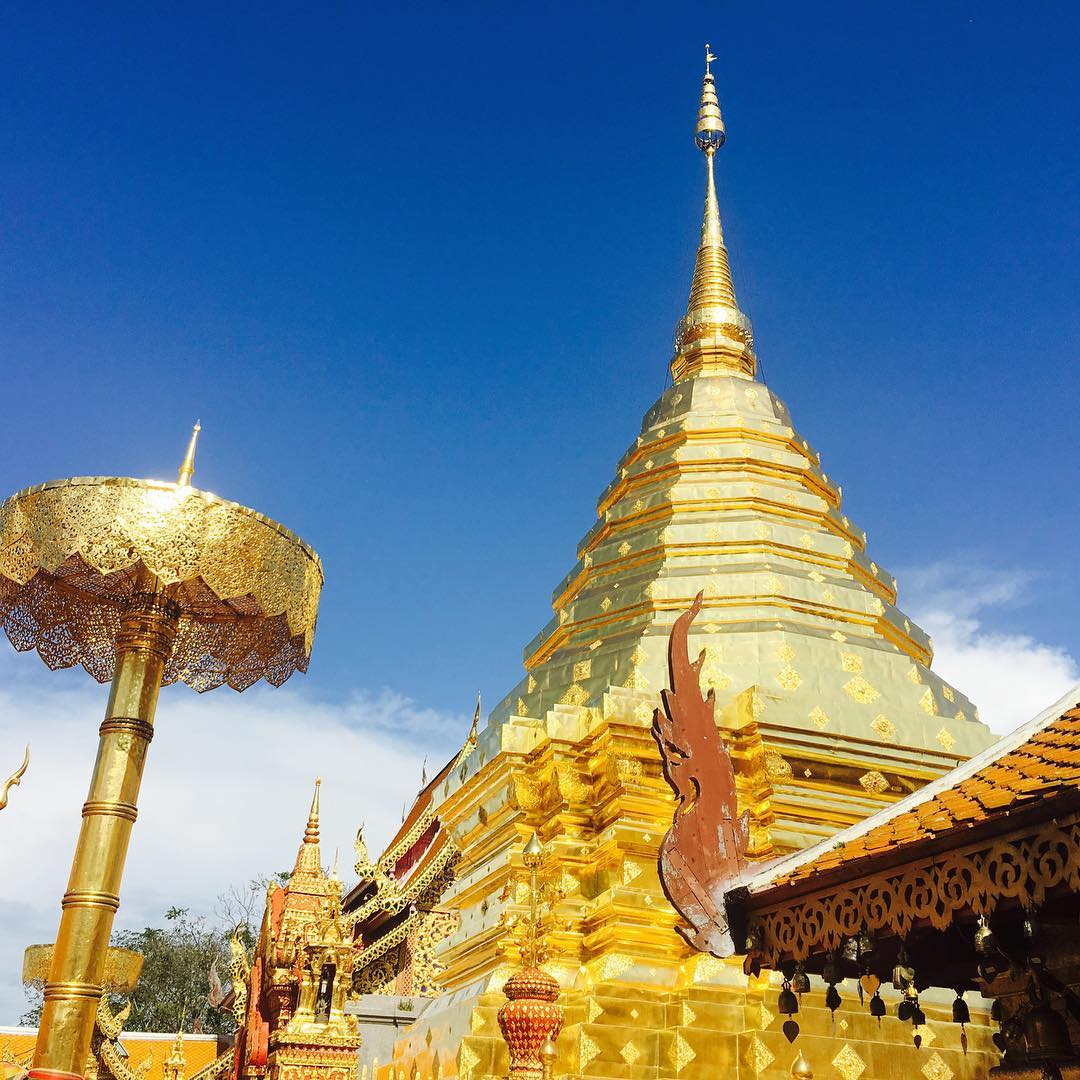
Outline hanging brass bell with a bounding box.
[953,993,971,1026]
[974,917,995,956]
[1023,1002,1074,1062]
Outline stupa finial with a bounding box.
[293,776,323,877]
[670,48,756,382]
[305,776,321,843]
[177,421,201,487]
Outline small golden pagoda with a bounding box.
[350,47,999,1080]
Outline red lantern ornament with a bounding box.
[497,967,564,1080]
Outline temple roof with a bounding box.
[738,682,1080,901]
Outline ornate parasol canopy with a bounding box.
[0,475,322,691]
[23,945,144,995]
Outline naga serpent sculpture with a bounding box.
[651,593,749,956]
[0,744,29,811]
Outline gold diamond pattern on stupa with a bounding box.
[587,998,603,1023]
[759,1004,775,1029]
[669,1032,695,1074]
[832,1044,866,1080]
[938,727,957,752]
[915,1025,937,1046]
[596,953,634,981]
[681,1002,698,1026]
[579,1033,601,1070]
[776,665,802,690]
[809,705,830,729]
[841,652,863,673]
[560,684,588,706]
[859,770,890,795]
[573,659,592,681]
[457,1043,480,1080]
[843,676,880,704]
[620,1042,641,1066]
[871,714,896,740]
[622,859,642,885]
[922,1052,953,1080]
[746,1036,774,1075]
[920,688,938,715]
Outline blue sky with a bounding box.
[1,1,1079,1023]
[3,3,1077,712]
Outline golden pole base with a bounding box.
[30,592,179,1080]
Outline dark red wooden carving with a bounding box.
[651,591,750,957]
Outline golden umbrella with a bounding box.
[0,426,322,1080]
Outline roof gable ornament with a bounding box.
[651,591,749,956]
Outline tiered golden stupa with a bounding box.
[353,49,999,1079]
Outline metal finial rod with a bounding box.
[705,43,716,75]
[177,421,201,487]
[522,833,545,967]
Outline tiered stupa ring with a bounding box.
[0,475,323,691]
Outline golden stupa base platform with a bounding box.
[379,972,997,1080]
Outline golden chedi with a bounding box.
[360,47,997,1080]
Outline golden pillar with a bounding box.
[37,588,178,1079]
[0,427,322,1080]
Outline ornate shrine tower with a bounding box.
[231,781,362,1080]
[364,50,998,1080]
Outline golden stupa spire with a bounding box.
[293,777,323,876]
[177,421,201,487]
[670,45,756,383]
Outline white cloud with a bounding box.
[0,652,463,1024]
[902,562,1079,735]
